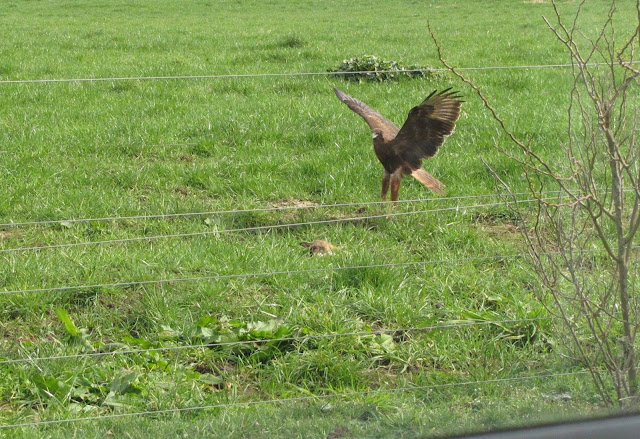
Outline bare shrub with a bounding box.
[430,0,640,406]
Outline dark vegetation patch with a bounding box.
[277,35,306,49]
[330,55,441,82]
[472,209,522,237]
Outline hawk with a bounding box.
[334,87,462,201]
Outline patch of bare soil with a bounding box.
[269,198,321,209]
[0,229,19,241]
[472,212,521,238]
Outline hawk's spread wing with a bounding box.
[334,88,400,140]
[391,88,463,168]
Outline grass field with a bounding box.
[1,0,638,437]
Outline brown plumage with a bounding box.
[334,87,463,201]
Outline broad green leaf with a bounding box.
[109,372,141,395]
[55,308,81,337]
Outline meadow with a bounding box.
[1,0,638,437]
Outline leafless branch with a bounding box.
[429,0,640,405]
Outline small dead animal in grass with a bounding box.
[300,240,339,256]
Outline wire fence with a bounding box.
[1,61,638,85]
[0,251,538,297]
[0,238,590,431]
[0,199,531,254]
[0,317,548,365]
[2,189,590,254]
[1,56,635,432]
[0,191,547,229]
[2,244,624,300]
[0,370,590,429]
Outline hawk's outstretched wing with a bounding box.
[334,88,400,140]
[391,88,463,168]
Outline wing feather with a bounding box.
[391,88,463,168]
[334,88,399,140]
[411,168,445,194]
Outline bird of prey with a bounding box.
[334,87,462,201]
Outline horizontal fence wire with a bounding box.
[1,47,636,434]
[0,191,547,229]
[0,317,549,365]
[3,246,625,297]
[0,251,537,296]
[1,61,638,85]
[0,200,532,254]
[0,370,591,429]
[4,185,634,230]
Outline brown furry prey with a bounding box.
[334,88,463,201]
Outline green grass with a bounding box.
[1,0,638,437]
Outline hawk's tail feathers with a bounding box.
[410,168,445,195]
